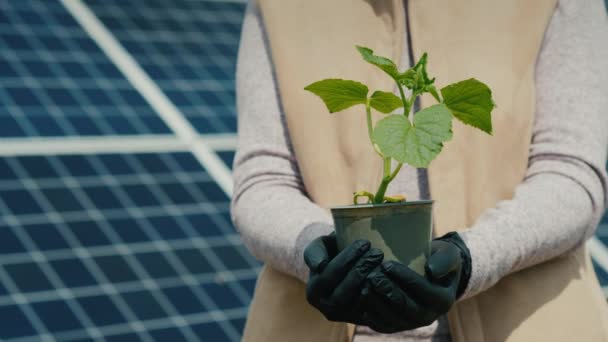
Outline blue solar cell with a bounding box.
[31,300,83,332]
[46,88,79,106]
[161,286,206,315]
[93,255,139,283]
[171,152,202,172]
[50,258,98,288]
[97,154,136,175]
[22,61,54,77]
[230,318,247,336]
[105,115,139,135]
[122,290,167,320]
[106,333,143,342]
[159,183,196,205]
[240,278,258,296]
[0,305,37,339]
[66,116,104,135]
[82,186,123,209]
[1,33,33,50]
[109,217,150,243]
[134,252,179,279]
[0,58,18,77]
[123,184,162,207]
[185,213,223,237]
[201,282,242,310]
[134,153,172,174]
[16,156,59,178]
[148,216,188,240]
[1,188,44,215]
[149,327,189,342]
[55,155,97,177]
[192,322,231,342]
[0,117,26,137]
[27,116,65,136]
[196,180,228,202]
[68,220,112,247]
[24,223,70,250]
[6,87,42,107]
[4,262,54,293]
[174,248,213,275]
[77,295,125,326]
[17,9,45,25]
[59,62,92,78]
[0,160,18,179]
[41,188,85,212]
[0,226,27,254]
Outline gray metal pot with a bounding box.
[330,200,433,275]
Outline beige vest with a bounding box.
[242,1,608,341]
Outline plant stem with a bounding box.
[353,190,375,205]
[373,157,392,203]
[396,81,409,118]
[404,92,417,119]
[388,162,403,182]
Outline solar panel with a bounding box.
[84,0,244,134]
[0,0,606,340]
[0,152,260,341]
[0,0,173,137]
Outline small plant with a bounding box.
[305,46,495,205]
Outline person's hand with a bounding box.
[361,232,472,333]
[303,233,384,324]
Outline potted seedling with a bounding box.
[304,46,494,275]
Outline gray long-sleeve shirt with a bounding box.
[231,0,608,340]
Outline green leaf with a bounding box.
[397,68,416,88]
[369,91,403,113]
[304,78,368,113]
[427,84,441,102]
[441,78,494,134]
[413,53,432,85]
[373,104,453,167]
[356,46,400,80]
[397,52,439,101]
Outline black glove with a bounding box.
[303,233,384,324]
[361,232,472,333]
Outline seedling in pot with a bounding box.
[305,46,495,205]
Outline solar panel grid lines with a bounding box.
[0,0,172,137]
[83,0,243,134]
[1,156,160,342]
[0,152,260,341]
[46,155,209,342]
[62,0,235,198]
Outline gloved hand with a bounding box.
[361,232,472,333]
[303,233,385,324]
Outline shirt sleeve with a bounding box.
[458,0,608,300]
[230,0,334,283]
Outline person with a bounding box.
[231,0,608,341]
